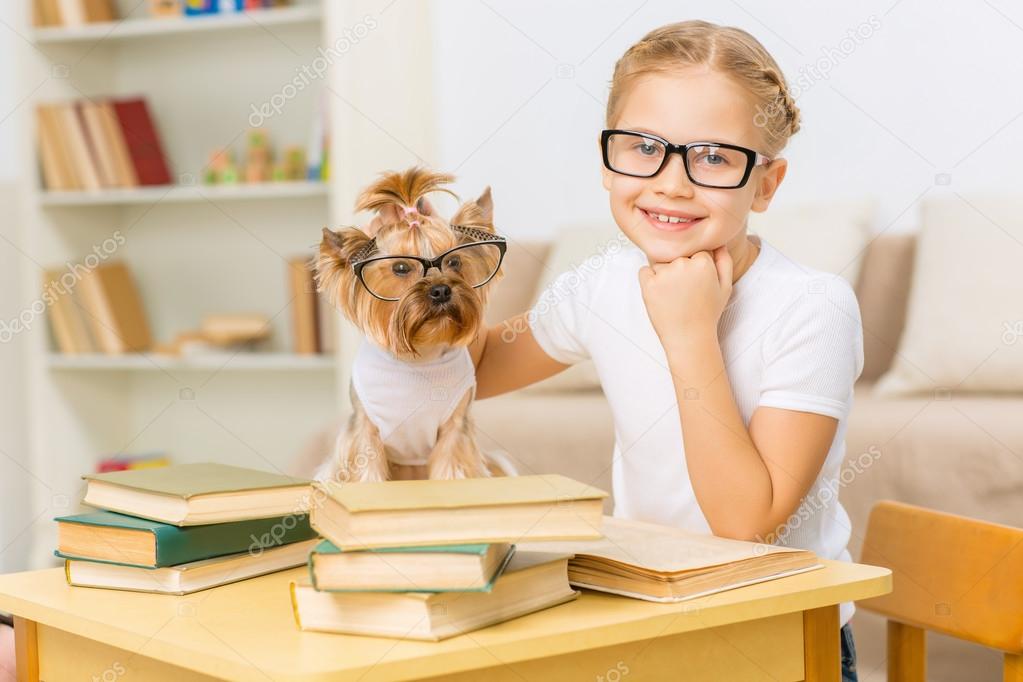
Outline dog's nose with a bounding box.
[428,283,452,304]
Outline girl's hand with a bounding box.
[638,245,733,350]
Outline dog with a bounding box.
[314,167,515,483]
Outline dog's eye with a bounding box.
[391,262,412,276]
[444,255,461,271]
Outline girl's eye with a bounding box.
[634,142,660,156]
[696,151,728,166]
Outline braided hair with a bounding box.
[606,20,800,157]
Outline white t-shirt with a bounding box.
[351,339,476,466]
[528,233,864,625]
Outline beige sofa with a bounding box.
[294,232,1021,681]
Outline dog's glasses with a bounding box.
[350,224,507,301]
[601,129,773,189]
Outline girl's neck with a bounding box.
[729,234,760,284]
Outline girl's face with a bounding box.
[601,67,788,265]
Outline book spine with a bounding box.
[77,266,125,354]
[111,98,172,186]
[288,257,319,354]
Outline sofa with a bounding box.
[293,215,1023,681]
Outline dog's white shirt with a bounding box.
[351,338,476,466]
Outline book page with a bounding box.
[518,515,811,574]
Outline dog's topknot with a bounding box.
[354,166,458,225]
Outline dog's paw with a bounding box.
[428,459,490,480]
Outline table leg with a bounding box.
[13,617,38,682]
[803,605,840,682]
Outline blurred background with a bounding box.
[2,1,1022,679]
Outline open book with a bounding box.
[518,516,822,602]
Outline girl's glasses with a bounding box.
[350,224,507,301]
[600,129,773,189]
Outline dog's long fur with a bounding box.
[316,167,506,482]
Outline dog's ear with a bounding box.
[316,227,371,295]
[475,187,493,225]
[450,187,495,231]
[320,227,370,264]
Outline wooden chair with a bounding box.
[859,500,1023,682]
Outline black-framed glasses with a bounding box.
[350,224,507,301]
[600,129,773,189]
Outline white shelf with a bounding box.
[33,5,321,44]
[39,180,328,207]
[47,352,336,371]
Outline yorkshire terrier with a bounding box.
[315,167,515,482]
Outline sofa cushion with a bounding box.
[748,198,875,285]
[483,240,551,328]
[875,195,1023,395]
[854,233,916,383]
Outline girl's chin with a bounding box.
[636,235,702,264]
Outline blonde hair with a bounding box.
[606,20,801,157]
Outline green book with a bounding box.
[308,539,516,593]
[81,462,311,525]
[55,510,318,568]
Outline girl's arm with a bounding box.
[469,313,571,399]
[664,327,839,541]
[640,247,851,542]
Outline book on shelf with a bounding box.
[36,96,169,192]
[308,540,515,593]
[291,550,577,640]
[181,1,293,18]
[43,269,97,354]
[81,462,311,525]
[518,515,822,603]
[287,256,320,354]
[310,474,607,551]
[66,537,318,594]
[55,509,317,568]
[76,261,154,354]
[33,0,116,27]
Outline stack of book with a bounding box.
[57,462,317,594]
[44,261,153,355]
[36,97,171,192]
[292,474,609,641]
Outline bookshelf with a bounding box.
[46,352,336,371]
[39,179,328,206]
[32,4,322,44]
[17,0,437,570]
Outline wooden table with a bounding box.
[0,560,890,681]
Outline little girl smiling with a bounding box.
[471,19,864,680]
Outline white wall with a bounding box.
[0,2,30,574]
[425,0,1023,238]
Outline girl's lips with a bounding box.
[640,208,704,232]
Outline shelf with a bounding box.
[32,5,322,44]
[47,352,336,372]
[39,180,328,207]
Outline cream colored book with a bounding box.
[311,474,607,550]
[291,550,577,640]
[82,462,312,526]
[517,516,822,602]
[66,538,319,595]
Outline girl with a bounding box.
[469,20,863,681]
